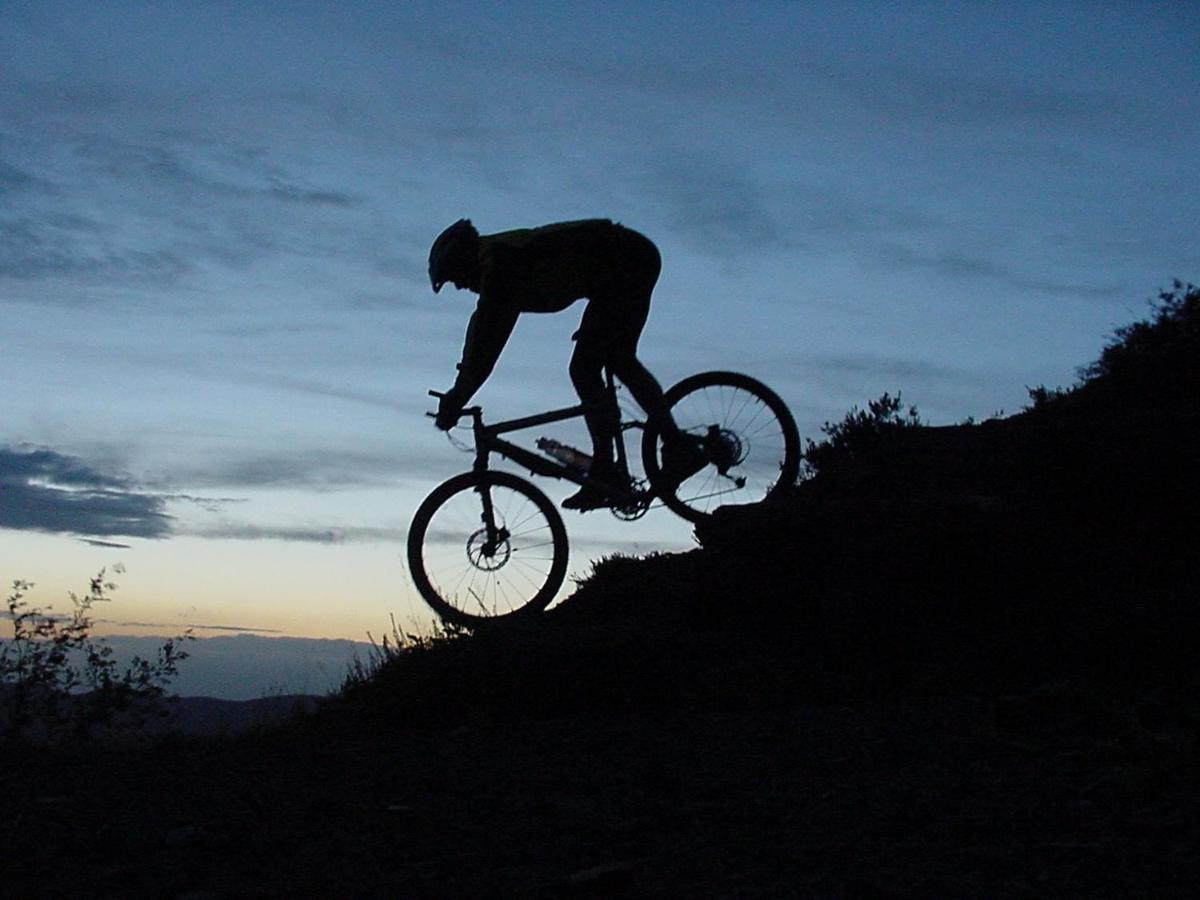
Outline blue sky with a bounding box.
[2,2,1197,695]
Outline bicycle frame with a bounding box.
[449,370,644,492]
[413,367,802,624]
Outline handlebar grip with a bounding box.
[429,389,444,399]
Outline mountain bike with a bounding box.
[407,370,800,627]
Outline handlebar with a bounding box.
[426,389,443,419]
[426,390,481,423]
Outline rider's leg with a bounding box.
[609,345,705,486]
[574,302,703,499]
[563,228,701,506]
[568,337,618,470]
[607,350,681,442]
[563,339,625,510]
[595,230,685,441]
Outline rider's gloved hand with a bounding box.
[435,389,464,431]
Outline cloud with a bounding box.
[65,130,361,210]
[803,352,1012,412]
[832,57,1147,137]
[645,160,794,258]
[814,354,967,383]
[0,446,172,539]
[217,371,412,415]
[0,116,367,296]
[0,215,192,282]
[264,180,358,208]
[182,523,407,544]
[0,159,42,195]
[742,176,1125,301]
[101,619,284,635]
[169,446,412,491]
[162,493,246,512]
[0,446,409,544]
[879,243,1122,300]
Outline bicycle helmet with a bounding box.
[428,218,479,293]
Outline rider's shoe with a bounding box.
[561,485,611,511]
[562,462,630,512]
[659,433,708,489]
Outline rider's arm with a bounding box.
[449,295,519,404]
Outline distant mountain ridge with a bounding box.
[154,693,323,735]
[97,632,371,701]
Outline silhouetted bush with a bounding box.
[1081,280,1199,389]
[1023,383,1071,411]
[802,391,923,478]
[1,569,192,743]
[1024,280,1200,413]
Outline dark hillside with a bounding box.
[572,283,1199,689]
[340,284,1198,715]
[5,284,1198,897]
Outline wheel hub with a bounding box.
[705,426,746,474]
[466,527,511,570]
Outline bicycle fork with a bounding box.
[472,480,509,560]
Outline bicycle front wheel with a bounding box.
[407,470,569,627]
[642,371,801,522]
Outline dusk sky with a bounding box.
[2,2,1197,696]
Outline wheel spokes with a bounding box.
[418,480,563,620]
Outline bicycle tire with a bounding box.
[407,470,569,627]
[642,371,801,522]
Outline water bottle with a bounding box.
[537,437,593,472]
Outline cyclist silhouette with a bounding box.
[429,218,704,511]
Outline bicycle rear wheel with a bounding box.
[407,470,569,627]
[642,371,800,522]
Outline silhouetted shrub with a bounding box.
[1023,384,1071,411]
[1022,281,1199,416]
[0,569,192,743]
[1080,280,1199,389]
[802,391,923,478]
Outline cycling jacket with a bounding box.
[450,219,660,402]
